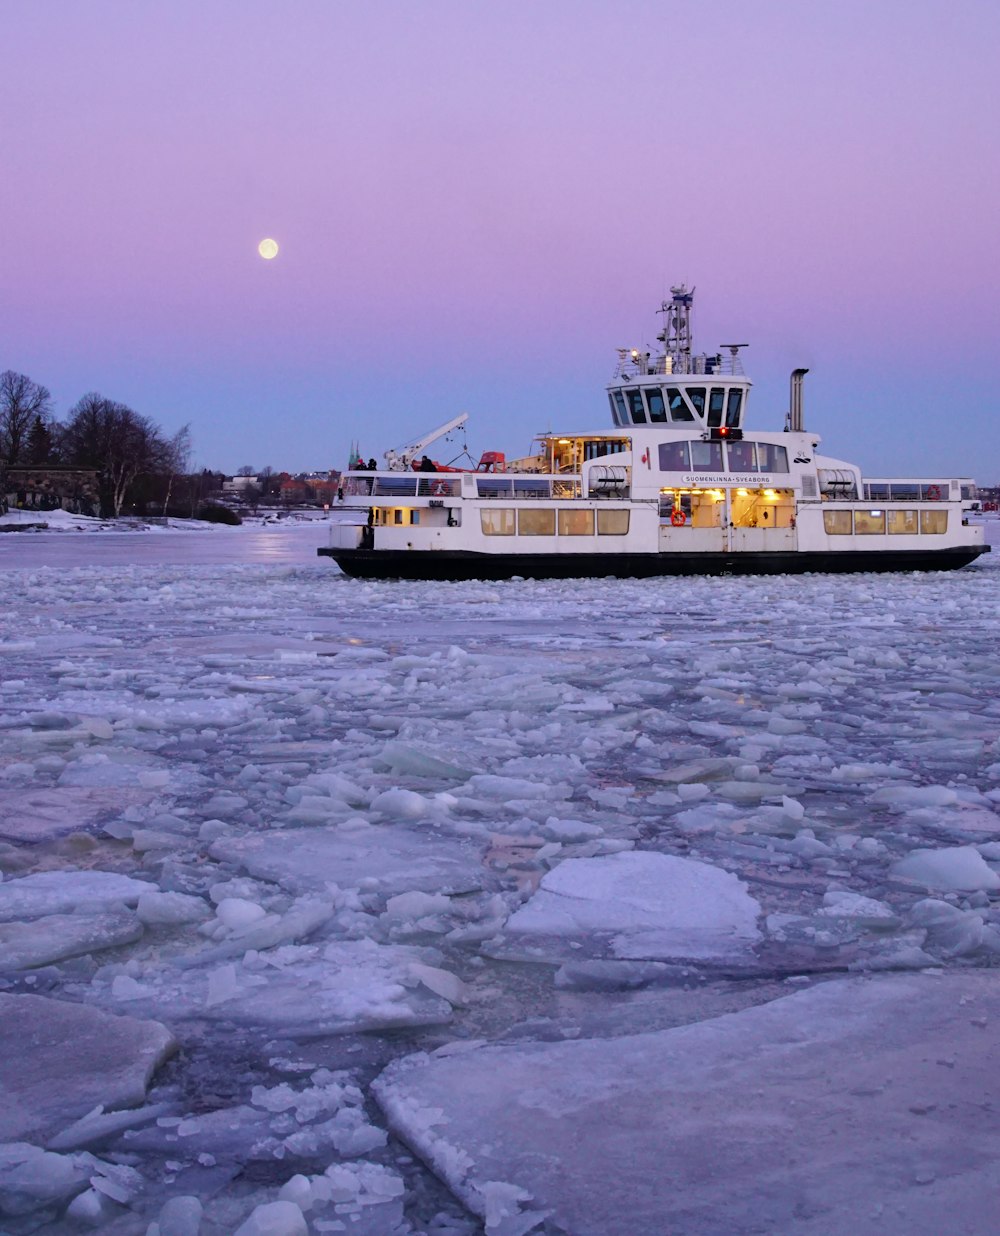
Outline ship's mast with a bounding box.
[657,284,695,375]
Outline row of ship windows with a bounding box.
[611,386,743,427]
[823,510,948,535]
[481,509,630,536]
[658,440,789,473]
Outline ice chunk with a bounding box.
[0,869,151,920]
[0,1143,88,1216]
[891,846,1000,891]
[0,910,143,969]
[0,994,177,1144]
[504,851,761,962]
[233,1199,307,1236]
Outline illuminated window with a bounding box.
[518,509,556,536]
[920,509,948,534]
[597,509,630,535]
[887,510,917,535]
[854,510,886,534]
[823,511,853,535]
[481,509,515,536]
[558,509,595,535]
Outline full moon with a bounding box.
[257,238,279,260]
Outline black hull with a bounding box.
[318,545,989,581]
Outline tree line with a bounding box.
[0,369,222,518]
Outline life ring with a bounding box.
[670,508,686,527]
[926,485,942,501]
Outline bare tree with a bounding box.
[0,371,52,464]
[61,393,164,517]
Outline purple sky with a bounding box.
[3,1,998,478]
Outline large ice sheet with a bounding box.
[209,824,486,898]
[503,850,761,961]
[0,994,176,1143]
[375,972,1000,1235]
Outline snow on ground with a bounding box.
[0,522,998,1233]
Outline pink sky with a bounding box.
[2,0,998,476]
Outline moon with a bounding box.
[258,238,279,260]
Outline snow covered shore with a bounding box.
[1,524,999,1232]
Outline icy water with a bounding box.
[1,523,999,1234]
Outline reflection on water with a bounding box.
[0,526,329,569]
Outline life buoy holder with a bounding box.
[926,485,942,501]
[670,508,686,527]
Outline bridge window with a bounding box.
[597,509,630,535]
[708,388,725,428]
[726,389,743,426]
[627,390,646,423]
[757,444,789,473]
[481,509,515,535]
[690,440,724,471]
[558,509,595,535]
[658,441,690,471]
[888,510,918,534]
[823,511,853,535]
[686,387,706,419]
[666,387,695,422]
[518,509,556,535]
[920,509,948,534]
[645,388,667,422]
[725,440,756,471]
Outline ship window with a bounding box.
[726,389,743,426]
[888,510,918,534]
[666,387,694,422]
[597,509,630,535]
[689,440,724,471]
[823,511,853,535]
[481,509,515,535]
[708,388,725,428]
[645,387,667,422]
[855,510,886,534]
[518,509,556,535]
[613,391,628,425]
[725,441,756,471]
[658,441,690,471]
[558,509,595,535]
[920,509,948,534]
[687,387,706,419]
[627,390,646,423]
[757,444,789,473]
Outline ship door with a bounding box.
[729,488,797,552]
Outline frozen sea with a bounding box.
[1,516,999,1235]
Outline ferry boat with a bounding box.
[319,286,988,580]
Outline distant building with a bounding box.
[1,464,100,514]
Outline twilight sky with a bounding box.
[3,1,998,478]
